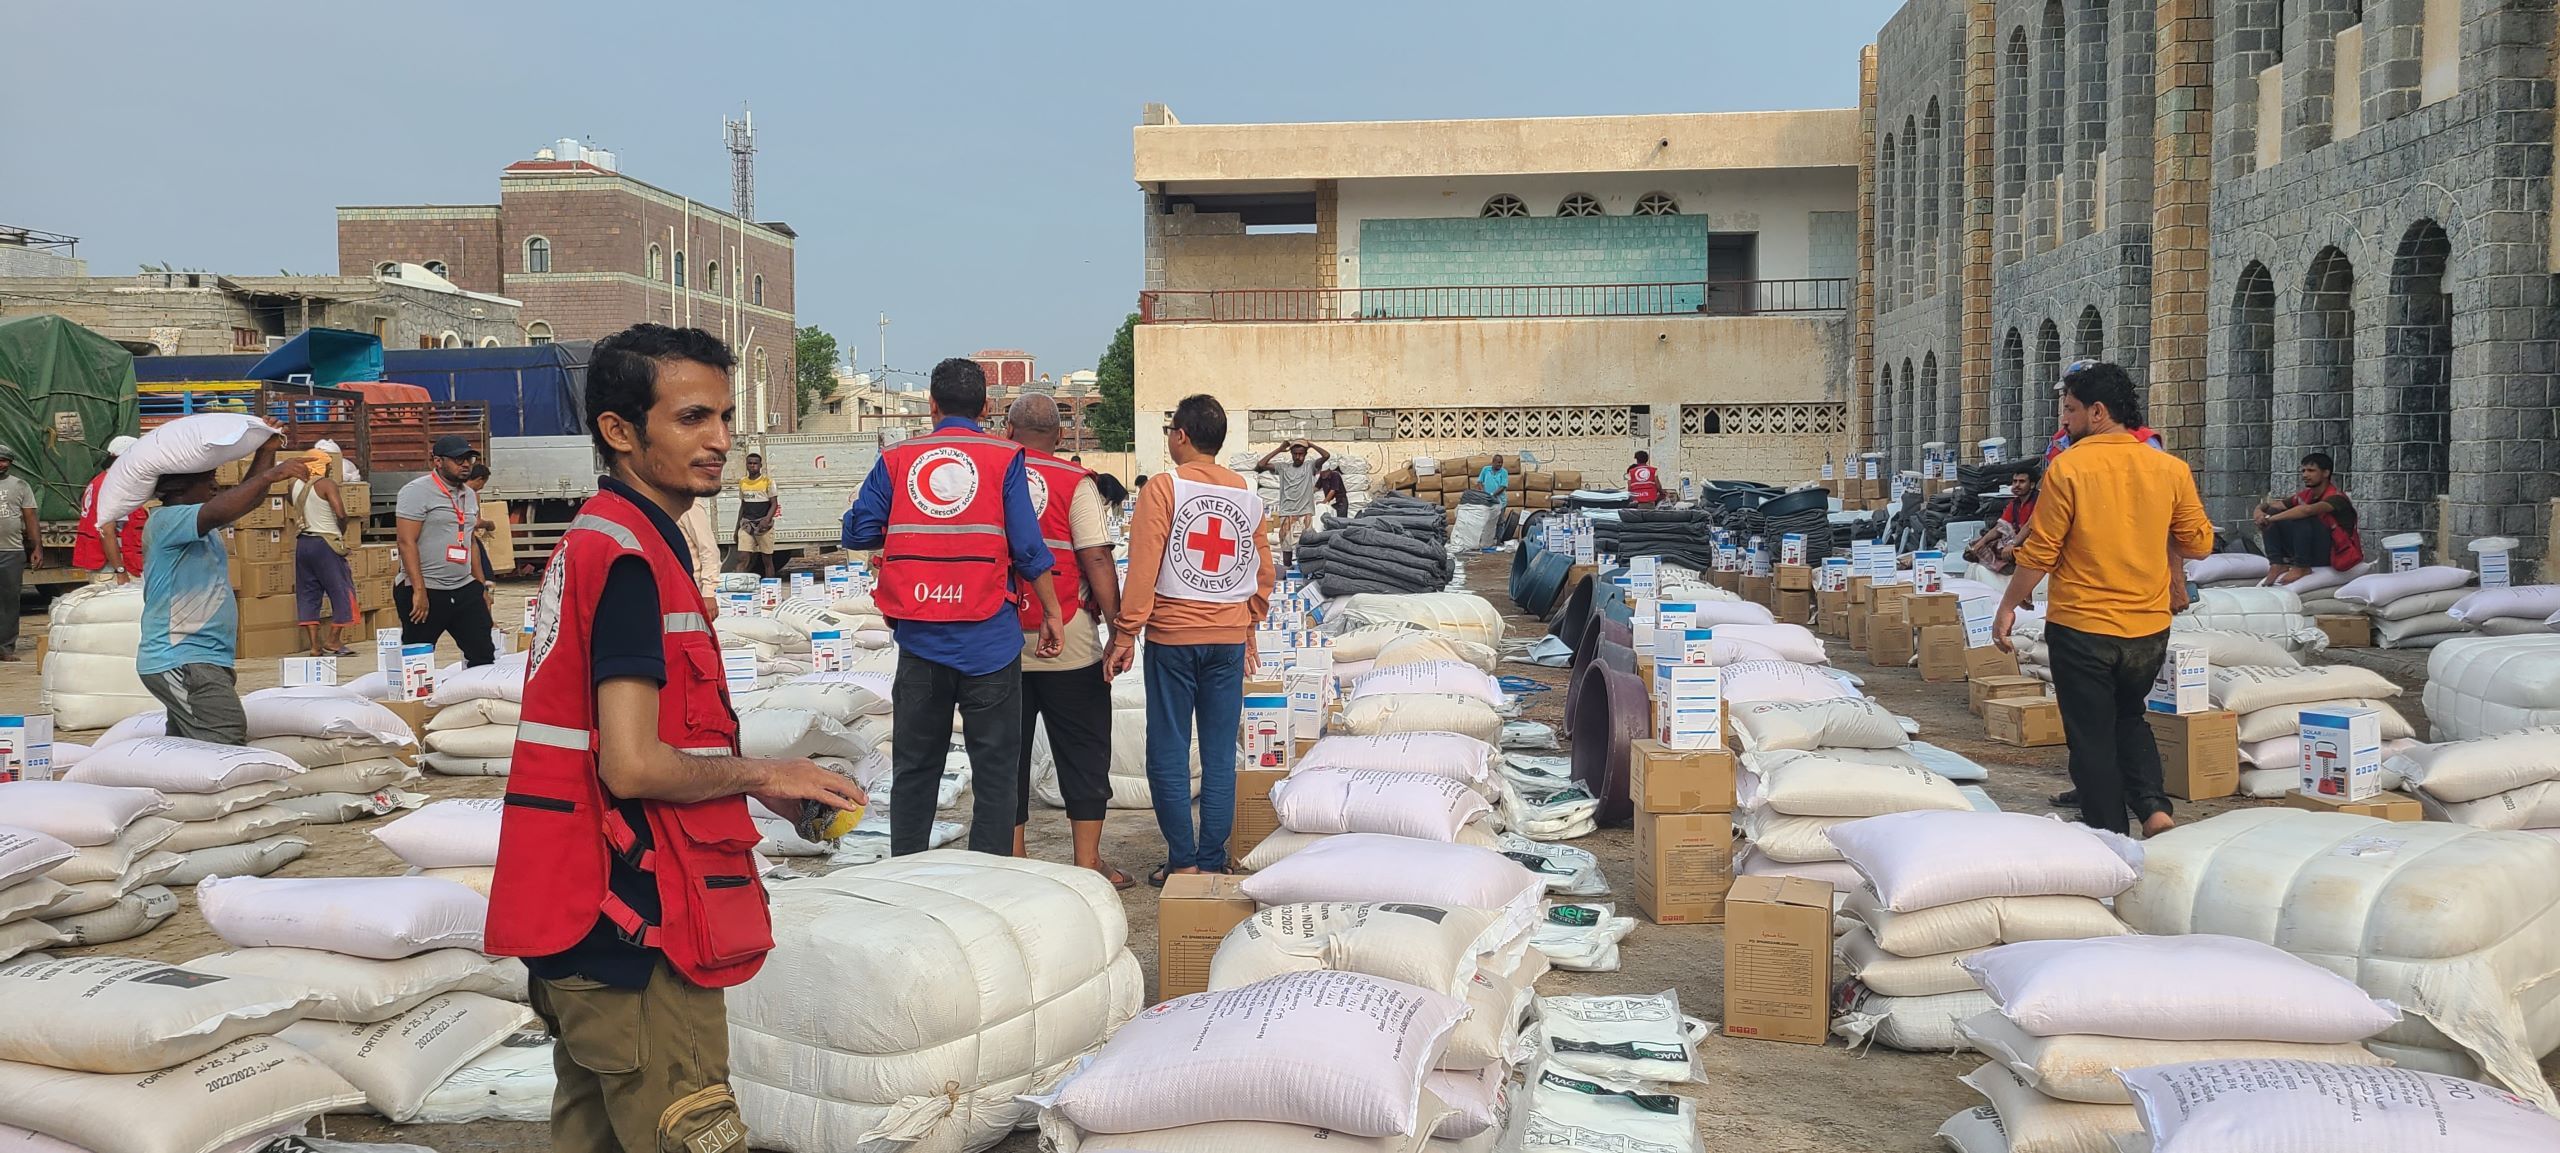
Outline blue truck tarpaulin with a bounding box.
[243,328,384,387]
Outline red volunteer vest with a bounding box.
[73,471,145,572]
[486,486,768,988]
[874,427,1021,622]
[1627,465,1661,503]
[1018,449,1087,629]
[2296,483,2364,570]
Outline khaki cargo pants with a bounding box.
[530,964,751,1153]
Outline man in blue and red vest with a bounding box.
[488,323,866,1153]
[843,357,1064,856]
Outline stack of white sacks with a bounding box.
[2336,564,2478,649]
[36,583,158,731]
[2206,664,2420,796]
[2393,727,2560,837]
[97,685,424,827]
[1242,732,1507,870]
[1030,654,1200,813]
[1517,990,1705,1153]
[61,738,311,889]
[421,653,529,776]
[1937,934,2406,1153]
[735,703,903,858]
[2,784,180,951]
[191,873,547,1125]
[2274,559,2375,618]
[2448,583,2560,636]
[1724,692,1993,891]
[2018,587,2332,685]
[1824,810,2141,1055]
[2185,551,2271,589]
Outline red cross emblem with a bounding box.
[1186,515,1237,574]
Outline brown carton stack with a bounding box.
[1916,624,1969,682]
[1739,574,1773,606]
[1629,739,1735,925]
[1984,696,2066,747]
[1723,877,1833,1045]
[1156,873,1257,1002]
[1773,587,1812,625]
[1230,768,1287,857]
[2150,709,2239,800]
[1814,588,1849,637]
[1901,593,1962,628]
[1968,674,2048,716]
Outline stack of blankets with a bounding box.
[1594,509,1716,570]
[1298,495,1453,596]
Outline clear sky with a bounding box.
[5,1,1901,380]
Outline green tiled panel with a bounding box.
[1356,214,1711,316]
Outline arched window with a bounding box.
[478,336,501,348]
[2075,306,2104,360]
[752,275,765,306]
[705,261,721,294]
[439,331,463,349]
[375,261,399,278]
[647,245,663,280]
[1633,192,1680,216]
[1921,99,1942,295]
[524,236,551,274]
[2295,245,2357,476]
[1480,195,1528,219]
[526,321,553,346]
[2000,27,2029,261]
[2219,262,2277,516]
[2036,0,2065,249]
[674,250,687,288]
[1556,193,1603,218]
[1878,133,1897,304]
[423,260,449,279]
[2384,220,2453,536]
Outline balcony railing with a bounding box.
[1137,278,1850,323]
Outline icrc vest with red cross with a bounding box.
[486,486,769,988]
[1154,475,1264,603]
[1018,449,1088,629]
[875,428,1024,622]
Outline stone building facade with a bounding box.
[338,151,800,431]
[1862,0,2560,560]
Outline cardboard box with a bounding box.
[1240,693,1293,770]
[1965,643,2022,678]
[236,593,300,631]
[2149,708,2239,800]
[1815,588,1848,632]
[1902,592,1963,628]
[235,494,296,532]
[235,623,305,660]
[1634,811,1733,924]
[1870,583,1913,625]
[1230,768,1288,857]
[1772,587,1812,625]
[2281,788,2423,821]
[1243,677,1284,699]
[381,698,438,741]
[1722,876,1833,1045]
[233,526,295,566]
[1868,616,1914,668]
[1847,575,1874,605]
[355,575,394,614]
[1629,739,1735,814]
[1773,563,1813,592]
[2300,706,2385,801]
[0,714,55,783]
[1712,569,1741,593]
[1651,665,1722,750]
[1846,599,1872,645]
[1916,624,1969,682]
[2146,643,2211,715]
[2315,614,2371,648]
[355,544,397,581]
[1969,674,2047,717]
[1156,872,1258,1002]
[246,560,297,600]
[1985,696,2066,747]
[1739,575,1774,605]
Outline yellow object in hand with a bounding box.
[798,800,865,842]
[303,451,329,478]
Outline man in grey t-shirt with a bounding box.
[394,435,496,666]
[1256,439,1330,567]
[0,444,41,660]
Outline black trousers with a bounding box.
[890,650,1022,855]
[2046,621,2172,834]
[2264,518,2335,568]
[394,581,497,667]
[1018,661,1115,824]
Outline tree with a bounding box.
[794,325,841,420]
[1089,311,1138,451]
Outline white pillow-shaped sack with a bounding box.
[0,955,323,1074]
[1730,697,1908,752]
[64,737,301,794]
[1372,634,1498,674]
[424,654,531,707]
[163,835,309,886]
[2187,553,2272,584]
[2388,727,2560,803]
[761,672,894,719]
[1829,810,2144,912]
[2233,698,2414,744]
[1328,623,1435,663]
[240,686,421,745]
[1957,1012,2389,1106]
[0,1035,363,1153]
[2282,561,2373,597]
[1240,835,1544,940]
[1237,824,1504,872]
[48,816,180,885]
[187,947,527,1024]
[1962,935,2403,1043]
[0,782,172,846]
[2120,1059,2560,1152]
[424,700,521,731]
[2376,612,2466,646]
[0,827,75,891]
[1269,769,1491,841]
[1957,1061,2142,1153]
[2426,783,2560,831]
[1836,925,1987,997]
[1338,694,1502,745]
[419,752,511,777]
[1351,661,1505,708]
[1732,808,1853,863]
[1043,971,1465,1137]
[2210,665,2401,714]
[2335,564,2475,606]
[738,707,891,762]
[1701,622,1826,665]
[1292,733,1499,797]
[92,413,278,525]
[198,875,487,960]
[422,724,517,760]
[2167,627,2302,669]
[250,735,410,768]
[1746,751,1970,818]
[1718,660,1856,704]
[2371,587,2472,622]
[1843,891,2129,957]
[277,992,535,1122]
[2450,584,2560,624]
[1208,903,1504,998]
[369,798,504,869]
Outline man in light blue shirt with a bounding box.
[136,425,307,745]
[1476,455,1512,501]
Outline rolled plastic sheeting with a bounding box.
[1570,660,1649,828]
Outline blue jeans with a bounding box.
[1143,640,1245,871]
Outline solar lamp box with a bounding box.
[1779,533,1807,567]
[0,714,54,783]
[1912,550,1947,593]
[810,631,851,673]
[396,643,438,701]
[280,656,339,687]
[1678,628,1720,666]
[2146,643,2212,715]
[1657,601,1697,635]
[1241,693,1293,770]
[2298,707,2385,802]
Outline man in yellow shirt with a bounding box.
[1993,361,2214,836]
[734,452,779,578]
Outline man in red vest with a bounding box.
[2255,451,2363,584]
[1004,393,1130,886]
[1627,451,1662,506]
[74,435,145,581]
[488,324,866,1153]
[842,358,1064,856]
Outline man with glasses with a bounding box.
[395,435,498,667]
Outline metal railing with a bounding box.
[1138,278,1850,323]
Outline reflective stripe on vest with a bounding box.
[1020,450,1090,629]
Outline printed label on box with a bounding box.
[2299,707,2385,801]
[398,643,437,701]
[0,714,54,782]
[281,656,339,687]
[2145,643,2211,715]
[1961,597,1996,648]
[722,648,760,693]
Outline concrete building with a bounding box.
[804,368,931,438]
[0,267,521,356]
[336,141,800,430]
[1131,102,1861,480]
[1860,0,2559,560]
[0,226,86,277]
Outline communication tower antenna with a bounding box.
[724,105,756,221]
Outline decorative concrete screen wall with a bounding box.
[1356,214,1711,316]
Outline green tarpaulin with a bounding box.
[0,315,140,521]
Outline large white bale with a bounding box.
[0,1036,361,1153]
[0,955,321,1074]
[1828,810,2144,912]
[1743,751,1970,818]
[197,875,487,959]
[1337,694,1502,745]
[93,414,277,525]
[2121,1059,2560,1152]
[1350,661,1505,708]
[2425,635,2560,741]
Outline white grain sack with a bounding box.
[1337,694,1503,745]
[1959,1060,2139,1153]
[369,798,504,870]
[1844,891,2129,957]
[2119,1059,2560,1152]
[92,413,277,525]
[0,1038,359,1153]
[1047,1095,1452,1153]
[0,922,65,966]
[1239,836,1544,941]
[2210,665,2400,715]
[198,875,487,960]
[1837,926,1988,997]
[1729,697,1908,752]
[278,992,533,1122]
[1963,935,2403,1043]
[0,782,171,846]
[47,884,181,945]
[44,817,178,886]
[409,1032,552,1123]
[45,852,181,917]
[65,738,299,794]
[162,834,310,887]
[1208,903,1501,998]
[1293,733,1501,798]
[1041,970,1463,1136]
[188,947,527,1023]
[1956,1012,2390,1105]
[1440,966,1537,1072]
[0,954,319,1074]
[1747,751,1970,817]
[1828,810,2144,911]
[1268,769,1491,841]
[159,807,310,855]
[2388,727,2560,804]
[0,876,67,926]
[0,827,74,890]
[157,782,290,824]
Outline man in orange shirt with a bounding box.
[1993,361,2213,836]
[1107,394,1276,886]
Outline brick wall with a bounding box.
[335,207,504,294]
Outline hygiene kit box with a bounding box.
[2299,706,2385,801]
[2146,643,2211,715]
[1724,876,1834,1045]
[0,714,54,782]
[280,656,339,687]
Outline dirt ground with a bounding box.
[7,564,2555,1152]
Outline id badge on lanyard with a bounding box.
[434,474,473,566]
